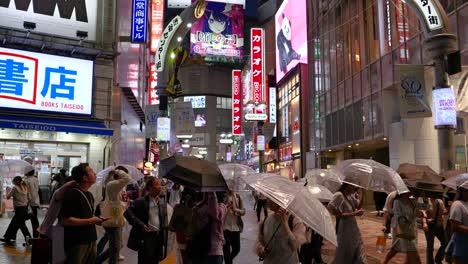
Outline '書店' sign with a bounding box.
[0,47,93,115]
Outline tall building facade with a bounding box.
[308,0,468,172]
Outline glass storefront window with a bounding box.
[370,61,381,92]
[362,68,370,97]
[353,73,361,102]
[331,87,338,112]
[408,36,422,64]
[381,53,394,88]
[345,77,353,106]
[371,92,383,136]
[338,82,345,108]
[363,96,373,139]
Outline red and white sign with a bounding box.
[150,0,165,53]
[232,70,242,135]
[149,63,159,105]
[251,28,264,104]
[395,0,409,63]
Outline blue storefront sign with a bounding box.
[131,0,148,43]
[0,114,113,136]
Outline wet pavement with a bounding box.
[0,197,440,264]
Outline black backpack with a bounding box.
[186,217,212,259]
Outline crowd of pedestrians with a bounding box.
[0,161,468,264]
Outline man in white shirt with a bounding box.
[124,176,173,264]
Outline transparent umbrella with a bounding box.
[335,159,409,194]
[218,163,256,191]
[304,169,345,192]
[296,178,334,202]
[96,164,143,185]
[248,175,337,246]
[442,173,468,190]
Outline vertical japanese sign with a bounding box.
[131,0,148,43]
[433,88,456,129]
[156,16,182,72]
[157,117,171,141]
[251,28,264,104]
[0,47,93,115]
[269,87,277,123]
[395,0,410,62]
[151,0,165,52]
[232,70,242,135]
[149,63,159,105]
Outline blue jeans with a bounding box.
[424,224,448,264]
[96,227,121,264]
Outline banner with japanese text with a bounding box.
[232,70,242,135]
[131,0,148,42]
[251,28,264,104]
[0,47,93,115]
[151,0,165,52]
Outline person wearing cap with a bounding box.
[448,180,468,264]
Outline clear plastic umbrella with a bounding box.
[96,164,143,185]
[442,173,468,190]
[296,178,334,202]
[218,163,256,191]
[304,169,345,192]
[248,175,337,246]
[0,159,34,175]
[335,159,409,194]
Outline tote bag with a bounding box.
[99,200,126,228]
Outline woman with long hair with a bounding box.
[0,176,32,244]
[327,183,366,264]
[383,190,422,264]
[448,180,468,264]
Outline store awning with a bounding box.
[0,115,113,136]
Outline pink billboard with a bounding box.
[275,0,308,83]
[190,1,244,58]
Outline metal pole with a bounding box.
[465,134,468,171]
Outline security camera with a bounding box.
[23,21,36,30]
[76,31,88,39]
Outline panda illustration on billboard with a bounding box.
[276,13,301,73]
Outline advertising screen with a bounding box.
[194,114,207,127]
[190,1,244,58]
[433,88,457,128]
[275,0,308,82]
[0,47,94,115]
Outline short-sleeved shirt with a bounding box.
[61,188,97,248]
[383,191,397,213]
[10,186,29,207]
[449,200,468,226]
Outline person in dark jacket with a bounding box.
[124,176,173,264]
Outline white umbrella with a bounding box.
[248,175,337,246]
[442,173,468,190]
[304,169,345,192]
[335,159,409,194]
[96,164,143,185]
[218,163,256,191]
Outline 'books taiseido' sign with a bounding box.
[0,47,93,115]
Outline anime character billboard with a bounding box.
[190,1,244,58]
[275,0,308,82]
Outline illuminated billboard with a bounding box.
[275,0,308,82]
[190,1,244,58]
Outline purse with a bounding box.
[396,216,416,240]
[99,200,126,228]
